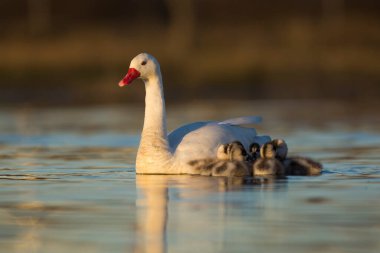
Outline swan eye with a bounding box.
[141,61,147,66]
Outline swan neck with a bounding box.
[143,75,167,136]
[136,74,172,173]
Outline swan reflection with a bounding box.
[134,174,286,253]
[135,175,169,253]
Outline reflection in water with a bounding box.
[11,202,46,253]
[135,175,169,253]
[134,174,288,253]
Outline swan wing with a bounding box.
[172,123,270,163]
[218,116,263,125]
[168,116,262,149]
[168,121,212,152]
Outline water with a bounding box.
[0,101,380,253]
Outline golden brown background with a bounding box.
[0,0,379,105]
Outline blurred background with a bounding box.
[0,0,379,106]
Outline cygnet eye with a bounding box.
[141,60,147,66]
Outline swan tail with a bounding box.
[218,116,263,126]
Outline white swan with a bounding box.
[119,53,271,175]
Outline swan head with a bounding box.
[119,53,160,87]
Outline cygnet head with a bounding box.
[271,139,288,160]
[119,53,160,87]
[216,144,230,160]
[260,142,277,159]
[216,141,247,161]
[228,141,247,161]
[249,142,260,159]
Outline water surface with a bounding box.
[0,101,380,253]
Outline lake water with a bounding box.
[0,100,380,253]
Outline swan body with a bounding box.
[119,53,270,175]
